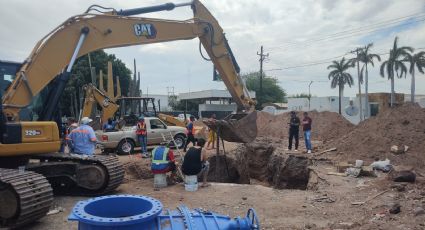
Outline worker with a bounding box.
[206,114,217,150]
[67,117,97,155]
[66,117,79,133]
[62,117,78,153]
[151,143,177,184]
[183,116,196,152]
[103,118,116,132]
[136,116,148,157]
[182,138,210,188]
[287,111,300,151]
[302,112,313,153]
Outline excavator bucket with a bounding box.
[203,111,257,143]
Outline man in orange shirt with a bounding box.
[136,116,148,157]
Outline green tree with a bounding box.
[60,50,131,116]
[380,37,413,107]
[359,43,381,117]
[327,57,354,114]
[242,72,286,109]
[403,50,425,103]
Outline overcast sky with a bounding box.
[1,0,425,97]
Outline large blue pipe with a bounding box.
[68,195,260,230]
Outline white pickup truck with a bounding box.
[96,117,187,154]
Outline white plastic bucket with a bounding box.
[154,174,167,188]
[355,160,364,168]
[184,175,198,192]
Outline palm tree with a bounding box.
[350,49,364,121]
[328,57,355,114]
[359,43,381,118]
[404,51,425,102]
[380,37,413,107]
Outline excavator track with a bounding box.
[0,168,53,228]
[29,154,124,195]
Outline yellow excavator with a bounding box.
[0,0,256,227]
[81,77,206,137]
[80,61,120,129]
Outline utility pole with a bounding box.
[308,81,313,111]
[257,46,269,104]
[349,47,364,121]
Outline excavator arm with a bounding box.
[2,0,256,142]
[2,0,254,120]
[81,84,119,126]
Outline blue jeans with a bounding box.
[138,135,147,153]
[304,130,312,151]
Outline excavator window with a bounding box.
[0,60,20,94]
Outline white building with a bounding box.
[282,96,361,124]
[178,89,256,118]
[404,94,425,107]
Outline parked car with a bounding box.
[96,117,187,154]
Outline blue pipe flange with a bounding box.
[246,208,260,229]
[68,194,162,227]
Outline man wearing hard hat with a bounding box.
[67,117,97,155]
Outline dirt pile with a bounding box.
[123,160,153,180]
[208,138,312,189]
[326,103,425,169]
[256,111,353,142]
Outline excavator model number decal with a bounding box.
[25,130,42,136]
[133,23,156,39]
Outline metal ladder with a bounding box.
[161,132,185,180]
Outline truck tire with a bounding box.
[117,139,135,155]
[173,134,186,150]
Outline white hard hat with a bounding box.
[80,117,93,125]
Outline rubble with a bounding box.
[389,203,401,214]
[391,170,416,183]
[413,207,425,216]
[326,104,425,171]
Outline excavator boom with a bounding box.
[2,0,256,142]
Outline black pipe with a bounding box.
[224,37,240,74]
[39,27,89,121]
[38,72,70,121]
[117,3,177,16]
[0,89,3,142]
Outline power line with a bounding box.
[269,12,425,50]
[269,13,425,52]
[267,47,425,70]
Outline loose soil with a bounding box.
[325,103,425,172]
[256,111,354,143]
[208,139,312,190]
[26,154,425,230]
[20,104,425,230]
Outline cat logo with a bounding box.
[133,23,157,39]
[102,98,110,107]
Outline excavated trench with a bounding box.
[207,141,313,190]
